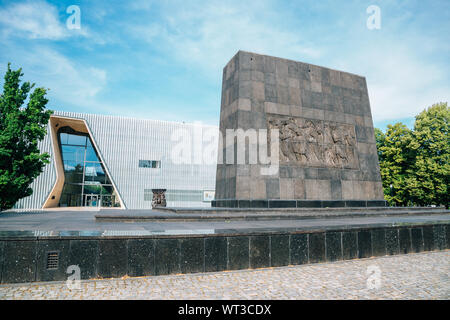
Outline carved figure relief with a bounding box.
[268,116,358,168]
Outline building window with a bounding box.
[57,126,120,208]
[139,160,161,168]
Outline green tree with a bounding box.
[406,103,449,207]
[375,123,414,206]
[374,127,385,161]
[0,63,53,211]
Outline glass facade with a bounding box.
[58,126,120,207]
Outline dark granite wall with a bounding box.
[0,224,448,284]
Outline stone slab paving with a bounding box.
[1,209,449,234]
[0,251,448,300]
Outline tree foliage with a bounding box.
[375,123,414,206]
[0,64,53,211]
[375,102,449,207]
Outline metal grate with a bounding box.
[46,252,59,270]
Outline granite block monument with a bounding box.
[213,51,386,208]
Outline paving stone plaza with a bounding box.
[0,251,448,300]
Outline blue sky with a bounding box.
[0,0,448,130]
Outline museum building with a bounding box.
[14,111,218,209]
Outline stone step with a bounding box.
[95,207,450,222]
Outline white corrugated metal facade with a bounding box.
[14,111,218,209]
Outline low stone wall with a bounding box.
[0,223,448,284]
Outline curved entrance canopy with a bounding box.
[43,116,123,208]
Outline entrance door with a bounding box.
[84,194,99,207]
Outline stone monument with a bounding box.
[213,51,386,208]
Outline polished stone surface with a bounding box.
[386,229,400,255]
[447,226,450,249]
[204,237,227,272]
[154,239,180,276]
[357,230,372,258]
[290,234,308,265]
[270,234,290,267]
[342,231,358,260]
[2,241,37,283]
[399,228,412,254]
[1,208,449,238]
[0,242,4,283]
[180,238,204,274]
[98,240,127,279]
[0,223,448,284]
[423,226,434,251]
[325,232,342,262]
[128,239,155,277]
[411,227,424,253]
[249,236,270,269]
[69,240,99,280]
[371,229,386,257]
[213,199,388,209]
[309,233,325,263]
[227,237,249,270]
[36,240,70,282]
[0,208,449,284]
[434,225,447,250]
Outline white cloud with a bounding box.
[0,0,87,40]
[334,40,449,122]
[2,46,107,108]
[133,0,449,122]
[131,0,321,74]
[1,0,446,124]
[368,58,449,121]
[127,0,154,11]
